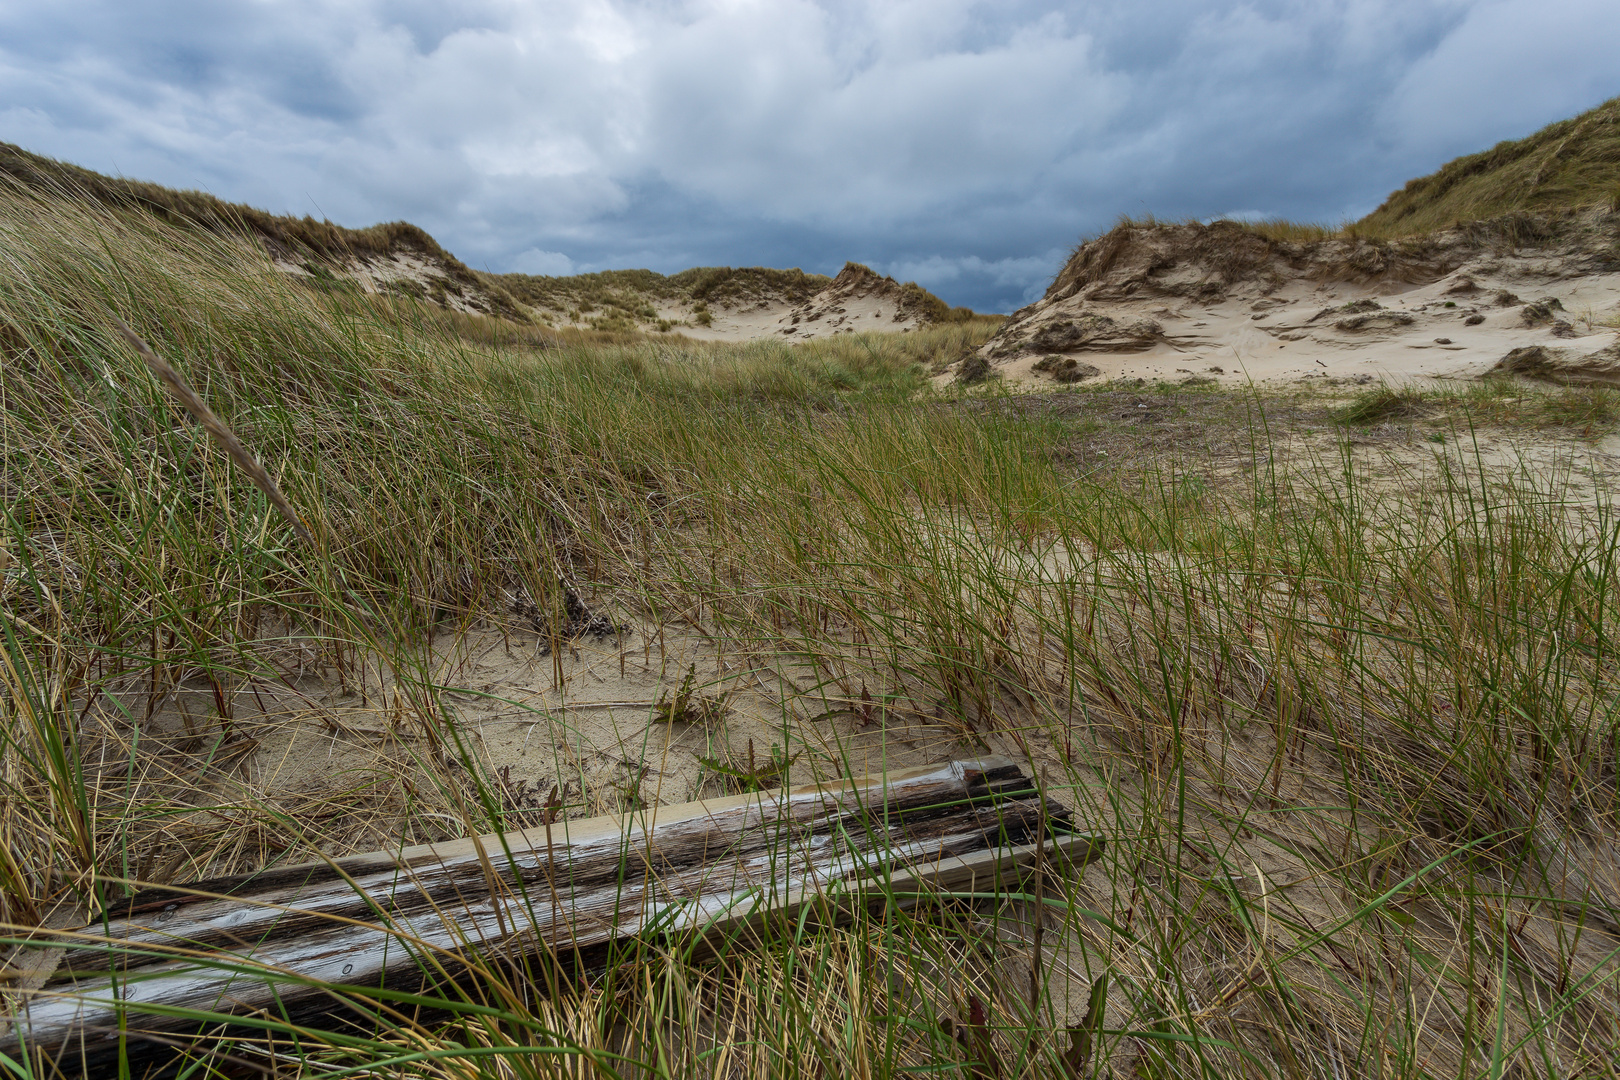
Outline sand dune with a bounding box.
[970,211,1620,390]
[661,262,944,341]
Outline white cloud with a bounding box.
[633,5,1122,220]
[509,247,576,275]
[1,0,1617,311]
[1380,0,1620,162]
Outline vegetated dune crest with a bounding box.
[0,140,971,338]
[971,95,1620,392]
[0,140,529,321]
[1359,95,1620,235]
[971,207,1620,391]
[494,260,979,339]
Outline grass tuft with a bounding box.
[1332,382,1433,424]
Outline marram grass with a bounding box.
[4,179,1620,1077]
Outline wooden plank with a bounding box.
[1,757,1096,1075]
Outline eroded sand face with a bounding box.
[661,291,923,342]
[966,266,1620,391]
[971,214,1620,391]
[276,252,501,316]
[660,262,933,342]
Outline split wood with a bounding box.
[2,757,1098,1075]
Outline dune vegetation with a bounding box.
[1,142,974,338]
[4,162,1620,1080]
[1082,96,1620,251]
[1358,95,1620,237]
[490,265,834,327]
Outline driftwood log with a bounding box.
[1,757,1095,1076]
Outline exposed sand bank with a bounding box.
[968,213,1620,390]
[661,261,936,341]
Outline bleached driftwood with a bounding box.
[2,757,1095,1075]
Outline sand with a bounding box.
[963,270,1620,391]
[662,292,923,342]
[108,607,981,881]
[108,395,1620,885]
[659,262,932,342]
[277,251,501,317]
[969,220,1620,391]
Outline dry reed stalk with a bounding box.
[113,319,314,544]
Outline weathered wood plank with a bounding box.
[1,757,1095,1076]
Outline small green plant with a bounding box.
[697,739,799,793]
[650,664,728,725]
[1061,973,1109,1077]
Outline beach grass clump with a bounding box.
[4,178,1620,1078]
[1116,214,1347,243]
[1331,382,1433,424]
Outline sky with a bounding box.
[2,1,1618,312]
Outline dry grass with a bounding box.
[488,265,836,332]
[5,175,1620,1079]
[1108,214,1345,243]
[493,262,978,333]
[0,141,473,272]
[1091,94,1620,255]
[1359,95,1620,236]
[1,141,981,340]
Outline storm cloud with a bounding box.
[2,0,1617,311]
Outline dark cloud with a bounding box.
[1,0,1616,312]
